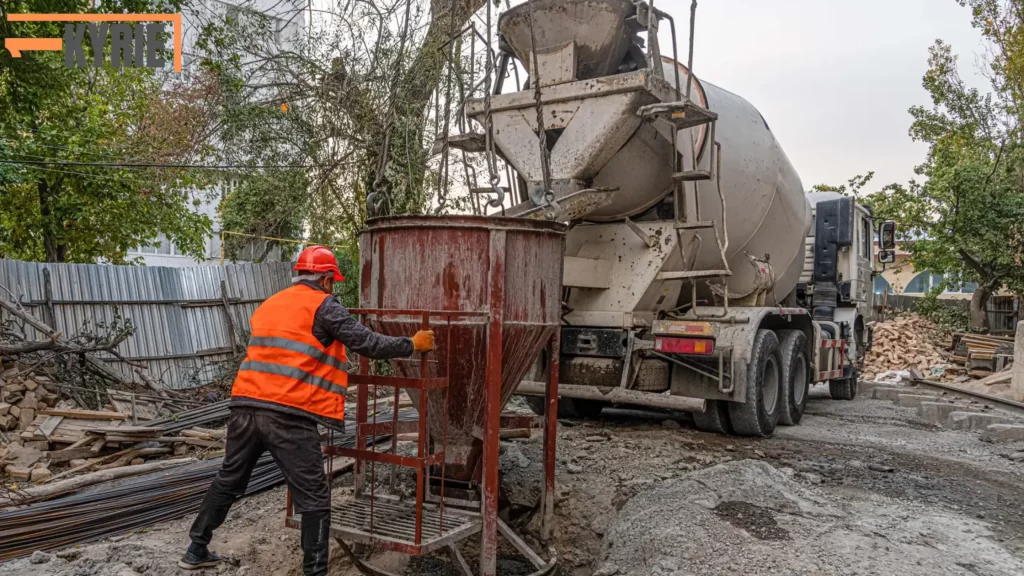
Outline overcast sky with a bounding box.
[655,0,991,192]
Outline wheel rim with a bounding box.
[762,355,779,415]
[793,353,807,405]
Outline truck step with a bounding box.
[674,220,715,230]
[656,269,732,281]
[672,170,712,182]
[637,100,718,130]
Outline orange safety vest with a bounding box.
[232,284,348,421]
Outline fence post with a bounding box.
[220,280,240,352]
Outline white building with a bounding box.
[128,0,305,267]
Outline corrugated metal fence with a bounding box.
[0,259,292,389]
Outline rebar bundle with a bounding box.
[0,408,415,562]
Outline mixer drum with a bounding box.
[585,59,811,304]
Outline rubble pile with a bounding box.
[0,361,224,499]
[863,313,1019,401]
[863,314,949,381]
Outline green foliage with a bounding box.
[820,15,1024,329]
[810,172,877,199]
[0,0,217,263]
[915,288,971,332]
[187,0,487,273]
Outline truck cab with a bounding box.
[801,192,878,364]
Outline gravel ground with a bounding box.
[3,382,1024,575]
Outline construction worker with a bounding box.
[179,245,434,574]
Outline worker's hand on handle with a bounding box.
[412,330,435,353]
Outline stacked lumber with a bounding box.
[951,333,1014,375]
[863,314,949,380]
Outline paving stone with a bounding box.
[895,394,938,408]
[947,411,1010,431]
[871,387,908,401]
[918,402,981,425]
[981,424,1024,443]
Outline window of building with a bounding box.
[904,271,948,294]
[873,276,893,295]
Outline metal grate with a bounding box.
[330,496,480,555]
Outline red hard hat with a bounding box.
[294,245,344,281]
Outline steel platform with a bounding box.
[329,496,480,555]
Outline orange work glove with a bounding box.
[412,330,435,353]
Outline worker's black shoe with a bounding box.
[178,544,224,570]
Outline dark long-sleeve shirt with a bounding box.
[230,280,414,426]
[303,280,414,359]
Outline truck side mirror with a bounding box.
[878,250,895,264]
[879,221,896,250]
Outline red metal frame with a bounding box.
[284,221,563,576]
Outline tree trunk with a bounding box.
[365,0,485,215]
[38,179,67,262]
[970,285,992,331]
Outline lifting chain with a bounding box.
[526,0,557,220]
[483,0,505,214]
[434,39,457,215]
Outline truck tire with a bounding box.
[777,330,809,426]
[570,399,605,418]
[728,329,781,437]
[524,396,603,419]
[692,400,732,435]
[829,367,859,401]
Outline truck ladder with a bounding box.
[638,0,732,317]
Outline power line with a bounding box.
[0,137,131,160]
[0,158,312,169]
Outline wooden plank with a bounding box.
[184,437,224,448]
[38,409,128,420]
[64,436,95,450]
[46,446,106,463]
[91,426,160,435]
[38,416,64,439]
[102,435,187,443]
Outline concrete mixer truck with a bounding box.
[461,0,897,437]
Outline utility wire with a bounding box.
[0,158,312,169]
[0,137,134,160]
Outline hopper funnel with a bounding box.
[498,0,637,80]
[360,216,565,480]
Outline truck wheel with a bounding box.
[777,330,809,426]
[524,396,603,418]
[829,367,859,401]
[729,329,781,437]
[569,399,605,418]
[692,400,732,435]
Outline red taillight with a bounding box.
[654,336,715,355]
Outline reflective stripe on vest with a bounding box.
[247,336,348,372]
[231,284,348,421]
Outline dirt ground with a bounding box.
[4,383,1024,576]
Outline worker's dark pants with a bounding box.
[188,407,331,576]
